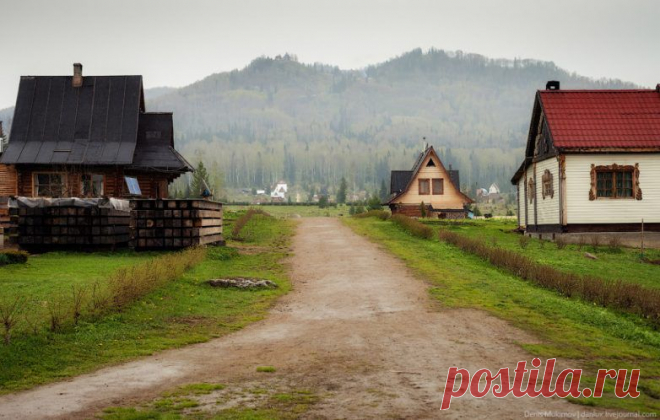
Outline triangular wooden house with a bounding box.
[387,145,473,218]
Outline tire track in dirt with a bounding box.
[0,218,602,419]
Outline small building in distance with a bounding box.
[511,81,660,242]
[0,64,192,199]
[387,145,473,218]
[270,181,287,200]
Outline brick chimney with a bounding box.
[546,81,560,90]
[72,63,83,87]
[656,84,660,93]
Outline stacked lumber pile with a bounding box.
[0,198,19,247]
[130,199,223,249]
[17,206,130,247]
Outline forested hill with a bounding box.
[1,49,636,197]
[149,49,633,196]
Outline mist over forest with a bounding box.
[0,48,636,199]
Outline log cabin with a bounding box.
[0,64,192,199]
[511,81,660,238]
[387,145,473,218]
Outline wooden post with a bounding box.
[641,218,645,259]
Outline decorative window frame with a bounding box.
[589,163,642,201]
[541,169,554,199]
[527,177,535,204]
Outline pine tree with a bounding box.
[336,177,347,204]
[191,161,211,197]
[379,179,388,202]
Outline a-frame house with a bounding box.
[387,145,473,218]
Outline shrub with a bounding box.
[437,229,660,326]
[420,202,427,218]
[391,214,434,239]
[608,236,623,253]
[353,210,390,220]
[0,250,29,266]
[231,208,271,241]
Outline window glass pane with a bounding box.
[432,178,443,195]
[419,179,430,194]
[596,172,613,197]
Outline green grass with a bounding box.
[345,217,660,413]
[226,204,346,218]
[426,219,660,290]
[255,366,276,373]
[100,384,320,420]
[0,216,294,394]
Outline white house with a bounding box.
[511,81,660,241]
[488,183,500,195]
[270,181,288,199]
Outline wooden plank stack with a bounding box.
[0,198,18,247]
[130,199,223,249]
[17,206,131,247]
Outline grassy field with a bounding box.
[0,214,294,394]
[426,218,660,290]
[344,217,660,413]
[226,204,346,218]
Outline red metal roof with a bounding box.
[539,89,660,149]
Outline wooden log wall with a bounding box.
[130,199,223,249]
[0,164,17,196]
[17,207,131,247]
[0,198,18,247]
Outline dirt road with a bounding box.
[0,218,598,419]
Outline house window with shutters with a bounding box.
[589,164,642,200]
[418,179,430,195]
[432,178,444,195]
[541,170,554,199]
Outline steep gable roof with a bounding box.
[388,146,472,204]
[539,88,660,150]
[1,75,144,165]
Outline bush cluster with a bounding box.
[390,214,434,239]
[231,208,271,241]
[0,247,206,344]
[0,250,29,266]
[437,229,660,326]
[353,210,390,220]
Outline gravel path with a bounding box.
[0,218,600,419]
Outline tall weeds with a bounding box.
[437,229,660,326]
[353,210,390,220]
[390,214,434,239]
[1,247,206,344]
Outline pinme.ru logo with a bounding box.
[441,358,640,410]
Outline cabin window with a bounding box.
[590,164,641,200]
[82,174,104,197]
[418,179,430,195]
[426,159,436,167]
[541,169,554,199]
[432,178,444,195]
[34,173,65,197]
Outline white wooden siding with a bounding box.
[535,158,561,225]
[517,175,526,228]
[565,154,660,224]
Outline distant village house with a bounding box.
[387,145,473,218]
[511,81,660,240]
[0,64,192,199]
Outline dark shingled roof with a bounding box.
[131,113,193,171]
[1,75,144,165]
[1,74,190,173]
[390,170,413,194]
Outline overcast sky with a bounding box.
[1,0,658,109]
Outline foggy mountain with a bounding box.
[1,49,636,196]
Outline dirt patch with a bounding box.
[0,218,605,419]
